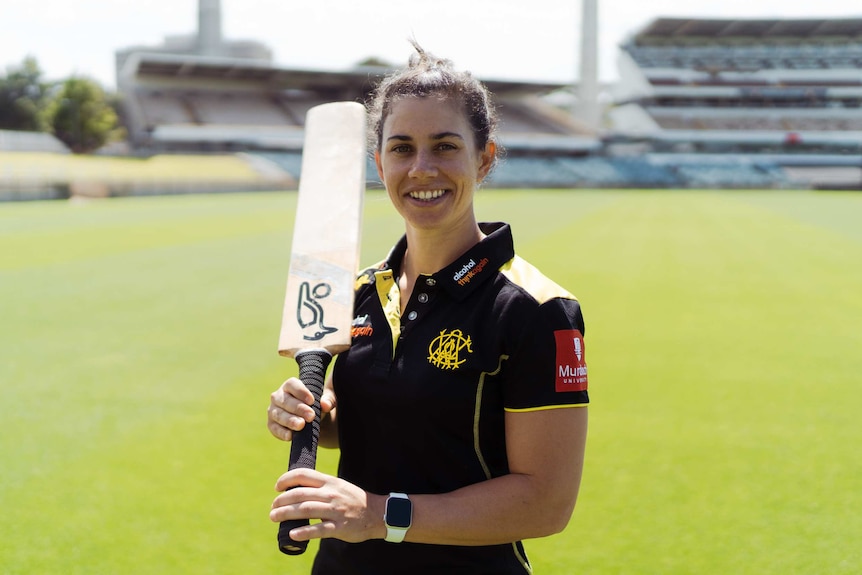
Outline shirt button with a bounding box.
[417,293,429,303]
[425,278,437,287]
[407,311,418,321]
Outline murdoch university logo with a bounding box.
[554,329,588,392]
[428,329,473,370]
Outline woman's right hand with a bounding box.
[267,376,336,442]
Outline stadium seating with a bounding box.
[625,42,862,72]
[189,92,292,126]
[487,156,599,188]
[248,151,303,179]
[610,17,862,188]
[136,90,195,127]
[99,13,860,192]
[608,158,681,187]
[250,151,379,187]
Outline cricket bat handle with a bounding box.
[278,349,332,556]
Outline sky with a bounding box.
[2,0,861,90]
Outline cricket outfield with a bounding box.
[1,189,860,574]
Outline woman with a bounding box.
[267,42,589,574]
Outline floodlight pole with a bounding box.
[576,0,601,131]
[198,0,223,56]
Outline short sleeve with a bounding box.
[502,297,589,411]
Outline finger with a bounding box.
[280,520,338,542]
[283,377,315,405]
[266,418,294,442]
[270,485,333,523]
[270,390,315,423]
[269,495,322,523]
[319,391,337,415]
[271,486,321,510]
[268,403,311,431]
[274,468,328,492]
[274,378,315,408]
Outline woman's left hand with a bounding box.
[270,469,385,544]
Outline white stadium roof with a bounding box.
[630,17,862,42]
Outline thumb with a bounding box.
[320,390,337,416]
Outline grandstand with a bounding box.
[4,2,862,193]
[115,1,591,162]
[109,0,606,192]
[609,17,862,189]
[116,51,599,186]
[112,3,860,190]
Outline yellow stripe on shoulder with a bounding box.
[355,274,372,289]
[355,259,387,289]
[499,256,576,304]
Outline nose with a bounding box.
[408,150,437,179]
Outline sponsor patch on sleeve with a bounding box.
[554,329,588,392]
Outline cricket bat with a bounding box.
[277,101,366,555]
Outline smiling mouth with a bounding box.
[408,189,447,201]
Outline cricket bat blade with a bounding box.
[276,101,366,556]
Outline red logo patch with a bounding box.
[554,330,588,392]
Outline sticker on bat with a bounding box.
[297,281,338,341]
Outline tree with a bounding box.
[46,77,119,154]
[354,56,394,69]
[0,56,49,131]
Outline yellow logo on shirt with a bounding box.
[428,329,473,370]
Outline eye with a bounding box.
[436,142,458,151]
[391,144,412,154]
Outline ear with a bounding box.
[374,149,385,183]
[477,141,496,182]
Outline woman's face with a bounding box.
[375,96,495,234]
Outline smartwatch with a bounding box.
[384,492,412,543]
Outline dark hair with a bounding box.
[368,41,499,160]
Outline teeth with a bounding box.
[409,190,445,201]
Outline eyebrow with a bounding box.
[386,131,466,142]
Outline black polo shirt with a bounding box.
[313,222,588,575]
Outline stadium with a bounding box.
[3,3,862,574]
[3,0,862,198]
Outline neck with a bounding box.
[402,219,484,278]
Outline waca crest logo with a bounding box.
[428,329,473,370]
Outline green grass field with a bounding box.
[0,152,264,183]
[2,189,861,574]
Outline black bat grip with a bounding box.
[278,349,332,556]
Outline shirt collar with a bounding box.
[384,222,515,301]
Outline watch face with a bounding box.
[386,497,412,529]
